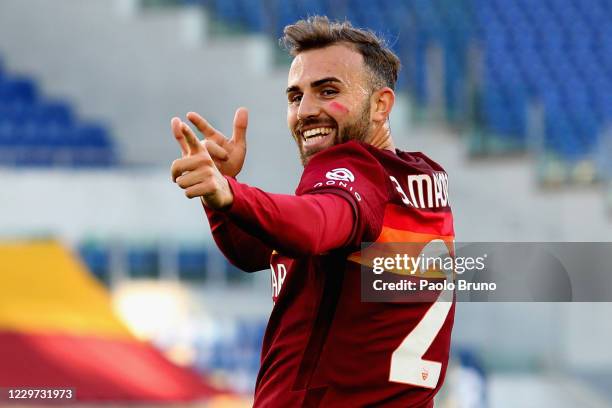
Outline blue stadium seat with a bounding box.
[212,0,242,27]
[0,121,18,148]
[178,247,208,280]
[79,243,111,284]
[68,123,116,167]
[75,123,110,148]
[239,0,268,32]
[0,102,28,124]
[127,246,159,279]
[35,101,74,128]
[0,77,37,105]
[40,122,74,150]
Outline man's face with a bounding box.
[286,44,373,165]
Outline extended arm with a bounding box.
[205,207,274,272]
[170,113,358,264]
[221,178,355,258]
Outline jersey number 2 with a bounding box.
[389,239,453,389]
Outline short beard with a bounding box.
[294,100,371,166]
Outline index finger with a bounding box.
[186,111,226,146]
[171,117,189,157]
[181,122,204,154]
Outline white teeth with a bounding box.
[303,134,328,145]
[303,127,333,139]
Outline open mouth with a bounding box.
[302,127,335,148]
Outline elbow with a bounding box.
[276,240,322,258]
[240,263,266,273]
[225,256,267,273]
[215,245,267,273]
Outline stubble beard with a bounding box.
[293,101,372,166]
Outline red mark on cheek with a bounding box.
[329,101,349,114]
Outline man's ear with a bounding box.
[370,87,395,123]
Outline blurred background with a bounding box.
[0,0,611,406]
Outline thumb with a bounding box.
[231,107,248,146]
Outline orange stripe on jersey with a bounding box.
[382,204,454,236]
[348,231,451,279]
[375,225,454,246]
[347,204,454,279]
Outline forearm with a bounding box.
[220,177,355,257]
[206,206,273,272]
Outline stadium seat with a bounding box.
[79,243,111,285]
[35,101,74,128]
[127,246,160,279]
[178,247,208,280]
[0,55,117,167]
[0,77,37,105]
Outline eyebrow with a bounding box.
[286,77,343,94]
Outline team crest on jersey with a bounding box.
[326,168,355,182]
[421,368,429,381]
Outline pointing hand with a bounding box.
[185,108,248,178]
[170,116,233,210]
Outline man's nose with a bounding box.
[297,93,320,120]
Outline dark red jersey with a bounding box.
[207,141,455,407]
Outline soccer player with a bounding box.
[171,16,455,407]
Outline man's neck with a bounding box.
[367,123,396,152]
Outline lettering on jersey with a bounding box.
[391,172,449,209]
[325,168,355,182]
[270,262,287,299]
[390,176,413,207]
[432,172,449,207]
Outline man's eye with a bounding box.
[322,89,338,97]
[289,94,302,104]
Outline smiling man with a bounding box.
[170,16,455,407]
[285,42,393,165]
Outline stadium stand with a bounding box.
[475,0,611,164]
[0,241,225,402]
[0,56,116,167]
[78,237,265,393]
[179,0,611,185]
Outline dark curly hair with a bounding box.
[280,15,401,91]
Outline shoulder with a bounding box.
[300,141,388,186]
[395,150,448,174]
[296,141,392,198]
[306,140,382,167]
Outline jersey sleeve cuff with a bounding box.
[221,175,250,218]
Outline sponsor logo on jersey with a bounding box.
[314,167,361,202]
[313,180,362,202]
[390,171,450,209]
[325,168,355,182]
